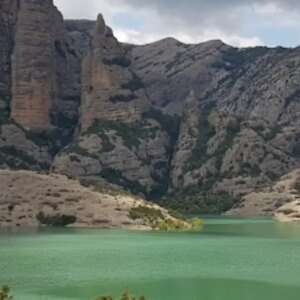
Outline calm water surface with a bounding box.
[1,217,300,300]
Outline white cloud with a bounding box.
[114,27,263,47]
[253,3,282,15]
[54,0,300,47]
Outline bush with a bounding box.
[80,179,144,202]
[0,284,13,300]
[85,119,156,151]
[95,292,145,300]
[100,168,147,196]
[36,212,76,227]
[26,124,76,157]
[102,57,131,68]
[142,108,181,144]
[98,134,115,153]
[158,218,203,232]
[164,188,241,214]
[129,206,164,222]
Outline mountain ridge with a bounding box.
[1,0,300,217]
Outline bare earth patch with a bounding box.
[226,168,300,221]
[0,170,174,229]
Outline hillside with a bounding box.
[0,170,176,229]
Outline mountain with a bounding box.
[1,0,300,217]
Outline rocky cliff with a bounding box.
[2,1,300,216]
[11,0,81,129]
[131,41,300,214]
[53,15,173,200]
[0,0,18,102]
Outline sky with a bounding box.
[54,0,300,48]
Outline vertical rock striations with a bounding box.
[81,15,150,130]
[11,0,56,128]
[0,0,19,101]
[11,0,81,129]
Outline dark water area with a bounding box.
[1,217,300,300]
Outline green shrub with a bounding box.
[98,134,115,153]
[158,217,203,232]
[26,125,76,157]
[36,212,76,227]
[85,120,156,151]
[164,188,241,214]
[0,106,10,125]
[129,206,164,222]
[102,57,131,68]
[100,168,147,196]
[0,146,49,169]
[95,292,145,300]
[0,285,13,300]
[79,179,143,200]
[142,108,181,143]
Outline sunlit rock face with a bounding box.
[11,0,81,129]
[81,15,151,130]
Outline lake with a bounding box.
[1,217,300,300]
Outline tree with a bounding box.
[0,285,13,300]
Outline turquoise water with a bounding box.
[1,218,300,300]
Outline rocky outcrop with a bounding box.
[129,39,300,214]
[81,15,150,130]
[11,0,81,129]
[131,38,230,115]
[53,15,173,198]
[171,90,202,187]
[52,111,172,199]
[275,200,300,223]
[11,0,57,128]
[0,0,18,101]
[225,168,300,217]
[65,20,95,57]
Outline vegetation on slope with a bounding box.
[84,119,158,151]
[164,188,241,215]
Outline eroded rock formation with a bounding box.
[81,15,150,130]
[2,1,300,216]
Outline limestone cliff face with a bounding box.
[130,40,300,214]
[0,0,83,173]
[11,0,81,129]
[131,38,230,115]
[81,15,150,130]
[171,91,201,187]
[53,16,172,198]
[11,0,56,128]
[0,0,18,100]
